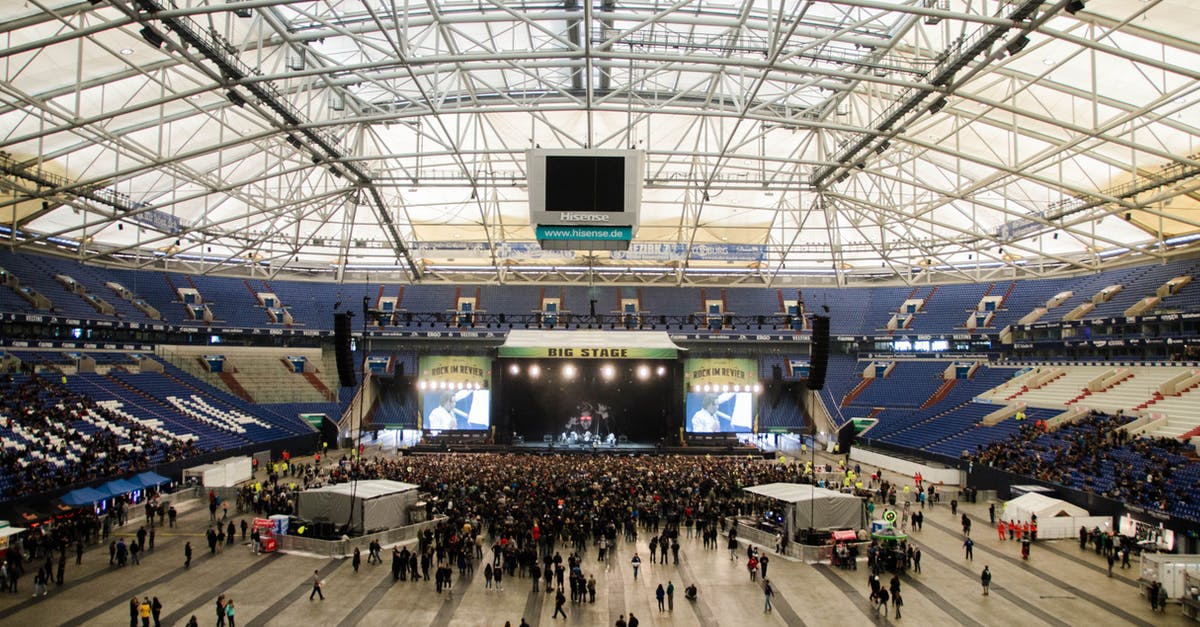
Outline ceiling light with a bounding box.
[120,48,134,55]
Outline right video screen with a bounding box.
[684,391,754,433]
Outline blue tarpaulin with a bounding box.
[132,472,170,488]
[61,487,107,506]
[98,479,141,498]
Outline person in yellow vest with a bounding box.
[1015,409,1026,421]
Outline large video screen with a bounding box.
[421,389,491,431]
[685,392,754,433]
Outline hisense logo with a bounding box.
[560,213,611,222]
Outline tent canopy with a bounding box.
[61,487,108,506]
[745,482,866,531]
[1002,492,1088,523]
[132,472,171,488]
[99,479,142,499]
[303,480,418,500]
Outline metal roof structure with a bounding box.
[1,0,1198,287]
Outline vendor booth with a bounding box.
[183,457,253,487]
[871,524,910,573]
[0,521,23,558]
[744,483,868,541]
[297,480,419,536]
[1001,492,1110,540]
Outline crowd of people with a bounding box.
[0,375,200,498]
[969,410,1197,516]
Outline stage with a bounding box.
[406,437,772,458]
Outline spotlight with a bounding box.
[286,135,302,148]
[721,384,730,392]
[418,380,427,389]
[753,383,762,393]
[139,27,165,48]
[509,364,519,375]
[693,384,701,393]
[601,365,615,380]
[656,366,666,376]
[1005,35,1030,57]
[226,90,247,107]
[734,384,742,392]
[875,140,890,154]
[1065,0,1085,15]
[529,365,540,378]
[563,364,576,379]
[637,365,649,379]
[927,96,948,114]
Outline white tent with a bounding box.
[1002,492,1088,523]
[182,457,252,488]
[297,480,419,535]
[745,483,867,532]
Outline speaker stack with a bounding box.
[333,312,357,387]
[808,315,830,391]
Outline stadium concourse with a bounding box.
[0,447,1184,627]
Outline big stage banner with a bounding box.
[497,329,680,359]
[418,355,492,386]
[683,357,758,388]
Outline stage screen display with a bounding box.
[421,389,491,431]
[684,392,754,432]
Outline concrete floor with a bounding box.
[0,450,1189,627]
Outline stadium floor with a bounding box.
[0,448,1187,627]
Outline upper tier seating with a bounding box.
[5,248,1200,337]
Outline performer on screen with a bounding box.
[427,392,458,430]
[691,395,720,432]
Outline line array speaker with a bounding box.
[334,312,357,387]
[809,315,830,391]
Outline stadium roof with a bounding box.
[1,0,1198,287]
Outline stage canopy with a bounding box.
[498,330,683,359]
[1002,492,1089,523]
[297,479,419,535]
[745,483,867,531]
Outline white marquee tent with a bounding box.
[1002,492,1110,540]
[745,483,867,533]
[297,480,419,535]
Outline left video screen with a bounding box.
[421,389,491,430]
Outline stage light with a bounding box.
[563,364,576,379]
[418,380,427,389]
[1005,35,1030,57]
[734,384,742,392]
[721,384,730,392]
[753,383,762,392]
[601,364,615,380]
[637,365,649,379]
[1065,0,1085,15]
[529,365,540,378]
[657,366,666,376]
[692,384,701,393]
[509,364,519,375]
